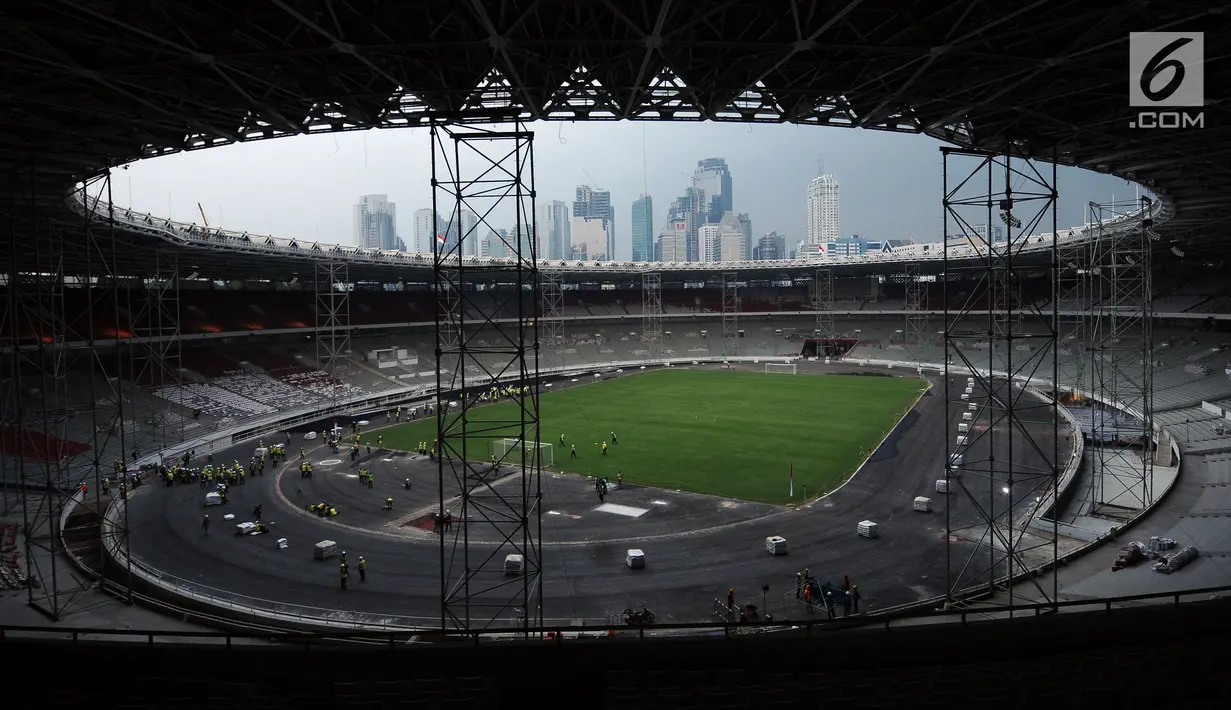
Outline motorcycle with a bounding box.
[622,605,655,626]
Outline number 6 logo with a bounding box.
[1140,37,1193,103]
[1129,32,1204,108]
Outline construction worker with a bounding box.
[367,470,374,489]
[384,497,394,511]
[340,562,349,590]
[340,551,348,566]
[796,572,803,599]
[570,444,577,459]
[804,584,814,614]
[202,515,210,536]
[616,470,623,489]
[358,556,367,582]
[611,431,618,445]
[601,441,608,456]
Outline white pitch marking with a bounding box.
[594,503,649,518]
[651,500,669,506]
[318,459,342,466]
[547,510,562,516]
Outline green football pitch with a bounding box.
[378,369,926,505]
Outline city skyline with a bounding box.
[121,121,1137,259]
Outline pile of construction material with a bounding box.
[1154,545,1198,574]
[1112,542,1145,571]
[913,496,932,513]
[935,479,950,494]
[858,520,878,539]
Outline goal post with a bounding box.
[492,438,554,467]
[765,362,798,375]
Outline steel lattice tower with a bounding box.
[813,268,834,356]
[314,261,351,386]
[942,147,1060,610]
[1088,198,1155,514]
[431,122,542,636]
[541,271,564,374]
[3,172,134,619]
[641,272,663,362]
[904,262,929,360]
[721,272,739,357]
[1056,229,1091,398]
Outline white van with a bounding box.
[503,554,524,575]
[765,536,789,556]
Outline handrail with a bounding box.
[1,583,1228,646]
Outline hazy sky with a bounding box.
[119,121,1138,260]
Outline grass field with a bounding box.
[379,370,926,505]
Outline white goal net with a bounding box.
[492,438,554,467]
[765,363,798,375]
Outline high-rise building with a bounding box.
[736,212,752,260]
[667,187,704,261]
[354,195,401,251]
[805,174,840,246]
[536,200,570,260]
[698,224,722,262]
[631,196,653,262]
[658,219,688,262]
[693,158,733,225]
[754,232,787,260]
[412,208,437,254]
[482,229,509,259]
[572,185,614,260]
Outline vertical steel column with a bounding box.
[813,268,834,356]
[942,147,1060,610]
[1088,198,1155,513]
[904,262,929,360]
[541,271,564,374]
[721,272,739,357]
[432,122,542,636]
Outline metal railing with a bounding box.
[1,583,1229,648]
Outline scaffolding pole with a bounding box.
[432,122,542,636]
[904,262,929,361]
[1089,198,1155,514]
[314,261,351,386]
[721,272,739,357]
[942,147,1061,610]
[3,170,133,619]
[641,272,663,362]
[541,271,564,374]
[813,268,834,356]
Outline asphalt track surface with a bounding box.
[125,371,1069,627]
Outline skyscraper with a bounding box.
[693,158,733,224]
[631,195,653,262]
[536,200,571,260]
[572,185,614,260]
[806,174,840,246]
[658,219,688,262]
[667,186,704,262]
[412,208,436,254]
[354,195,401,251]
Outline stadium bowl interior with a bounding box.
[3,2,1231,708]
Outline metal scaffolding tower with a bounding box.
[314,261,351,383]
[942,147,1060,609]
[541,271,564,374]
[2,171,133,619]
[431,122,542,636]
[1088,198,1155,514]
[904,262,929,357]
[813,268,834,355]
[1056,230,1090,396]
[641,272,663,362]
[125,252,183,450]
[721,272,739,357]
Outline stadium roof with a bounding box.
[2,0,1230,278]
